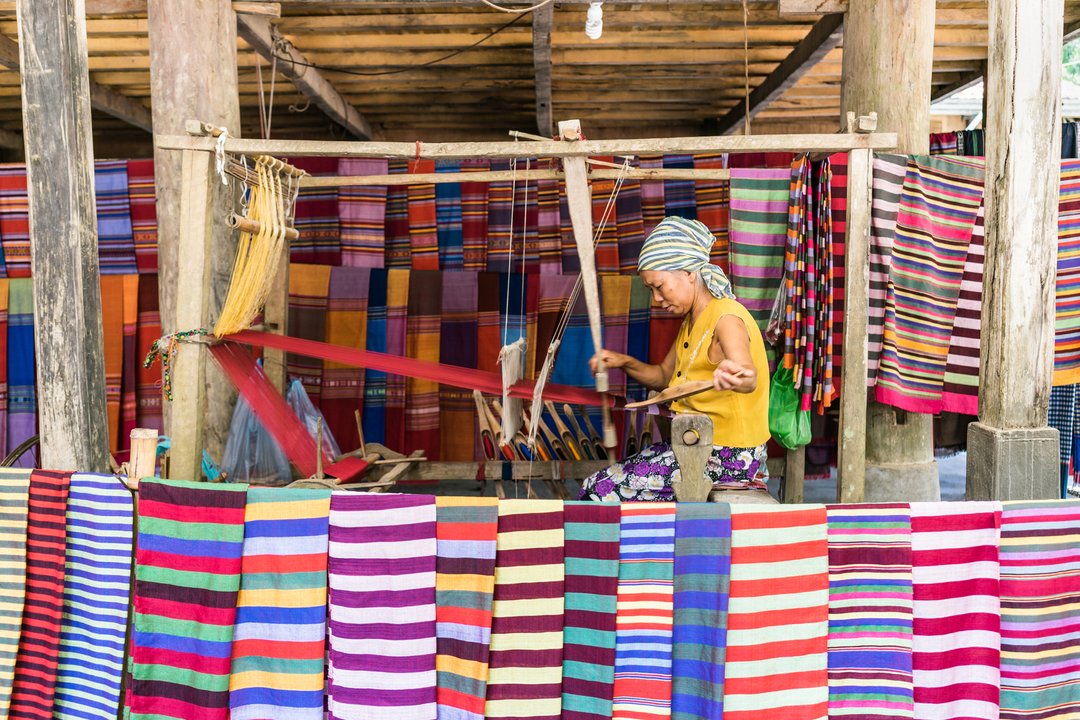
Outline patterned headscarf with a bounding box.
[637,216,735,299]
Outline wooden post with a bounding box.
[263,254,290,392]
[16,0,110,472]
[128,428,159,483]
[841,0,939,502]
[148,0,242,462]
[784,447,806,503]
[967,0,1063,500]
[169,148,216,480]
[670,414,714,502]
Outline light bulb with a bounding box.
[585,2,603,40]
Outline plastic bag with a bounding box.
[220,395,293,485]
[286,379,342,460]
[768,366,811,449]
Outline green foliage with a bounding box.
[1065,37,1080,86]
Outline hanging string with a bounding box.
[742,0,751,136]
[519,156,530,340]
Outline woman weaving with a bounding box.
[580,216,771,502]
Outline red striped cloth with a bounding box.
[0,166,30,278]
[101,275,124,454]
[287,264,331,405]
[477,273,502,374]
[829,153,848,397]
[724,506,829,720]
[516,170,541,274]
[461,159,490,271]
[591,158,621,275]
[8,470,71,720]
[487,160,514,273]
[127,159,158,273]
[290,157,340,266]
[406,269,442,458]
[484,500,565,720]
[537,163,563,274]
[408,159,440,271]
[385,160,412,269]
[911,502,1001,720]
[694,153,730,272]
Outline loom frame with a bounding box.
[161,117,895,502]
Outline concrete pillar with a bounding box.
[967,0,1063,500]
[840,0,940,501]
[148,1,241,465]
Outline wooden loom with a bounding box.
[159,116,895,503]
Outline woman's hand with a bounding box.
[590,349,629,374]
[713,359,756,393]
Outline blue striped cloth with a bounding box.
[362,269,388,444]
[663,155,697,220]
[672,503,732,720]
[53,473,135,720]
[436,161,464,270]
[95,160,138,274]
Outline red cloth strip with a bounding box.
[225,329,611,408]
[208,343,369,481]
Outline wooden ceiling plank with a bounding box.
[716,12,844,134]
[532,1,552,136]
[236,13,379,138]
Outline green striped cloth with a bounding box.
[0,468,31,718]
[730,168,792,367]
[561,502,620,720]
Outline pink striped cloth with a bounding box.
[910,502,1001,720]
[338,159,388,268]
[867,154,906,387]
[940,204,985,414]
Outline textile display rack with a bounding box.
[155,115,896,502]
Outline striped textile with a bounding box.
[362,269,389,444]
[940,204,985,414]
[649,301,682,366]
[440,272,479,461]
[327,493,437,720]
[663,154,697,220]
[724,505,829,720]
[537,177,563,275]
[639,156,666,237]
[287,264,331,405]
[867,154,907,386]
[829,153,848,395]
[552,288,594,389]
[101,275,124,454]
[825,504,914,719]
[694,154,730,271]
[592,169,621,275]
[386,160,412,268]
[385,268,410,451]
[626,277,652,402]
[0,166,28,277]
[128,479,247,720]
[409,159,440,270]
[434,497,499,720]
[615,178,646,274]
[135,274,163,434]
[291,157,341,266]
[813,160,835,411]
[602,276,631,398]
[0,468,30,718]
[121,274,140,452]
[1055,160,1080,385]
[515,170,541,274]
[876,156,986,413]
[322,267,369,451]
[0,280,8,457]
[127,159,158,273]
[6,279,33,467]
[229,487,332,720]
[1050,385,1079,493]
[477,272,502,374]
[560,182,580,274]
[957,130,985,156]
[929,132,958,155]
[53,474,134,720]
[487,160,514,273]
[461,159,490,271]
[671,503,732,720]
[339,158,388,268]
[484,500,565,720]
[95,160,138,274]
[9,470,72,720]
[436,160,465,270]
[999,501,1080,720]
[910,502,1002,720]
[729,168,791,356]
[407,270,442,458]
[562,502,620,720]
[612,503,676,720]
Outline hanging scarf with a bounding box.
[637,217,735,300]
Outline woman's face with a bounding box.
[640,269,696,316]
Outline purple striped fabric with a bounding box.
[940,203,985,414]
[385,160,412,269]
[338,158,388,268]
[328,493,437,720]
[867,154,907,387]
[639,156,666,238]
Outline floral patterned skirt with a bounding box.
[578,442,769,502]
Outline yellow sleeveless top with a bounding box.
[668,297,771,448]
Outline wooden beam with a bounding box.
[16,0,110,471]
[717,13,843,135]
[235,14,379,140]
[532,1,552,137]
[0,32,151,131]
[778,0,847,12]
